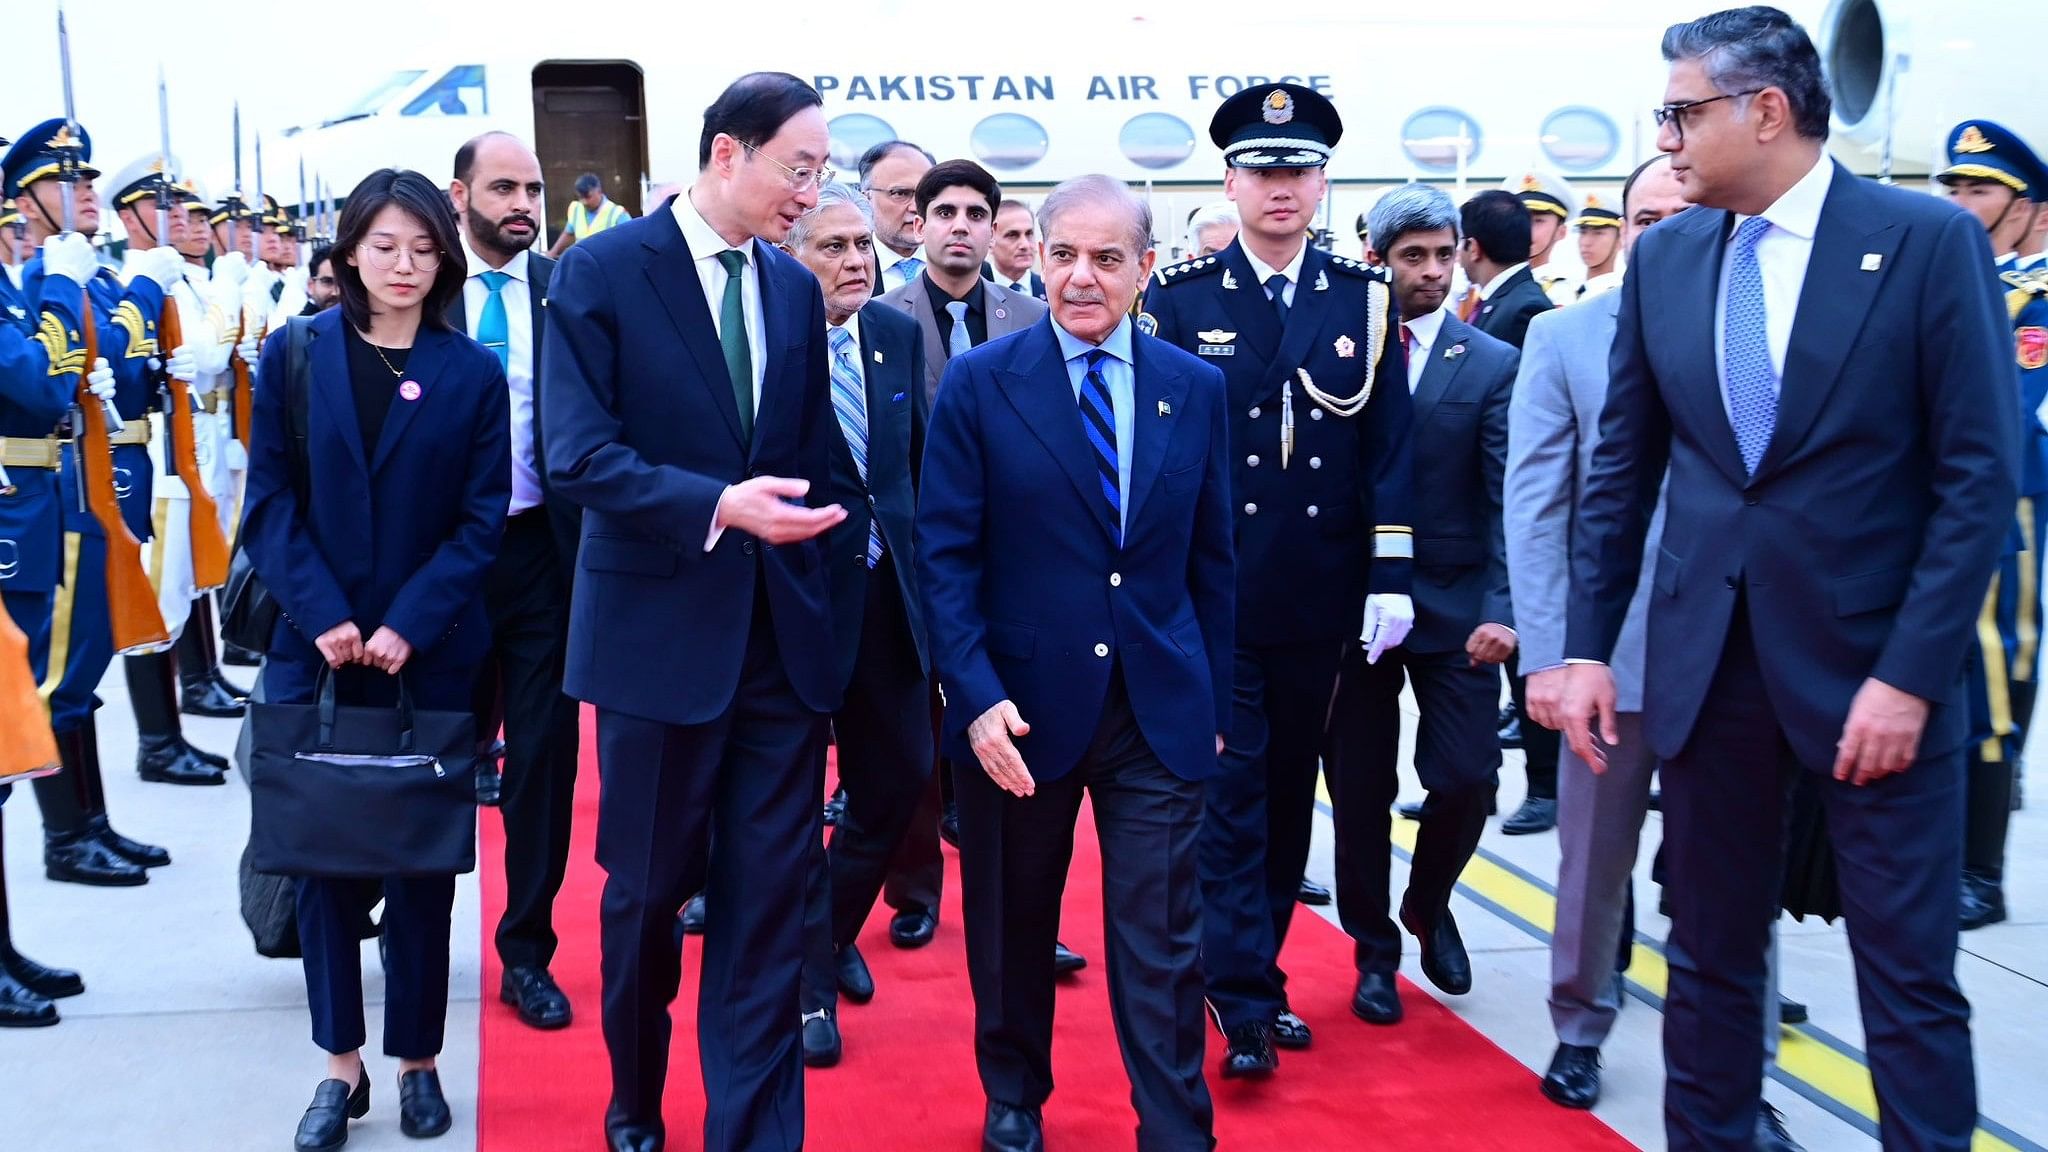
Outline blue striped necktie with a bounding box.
[829,325,883,567]
[477,270,510,373]
[1077,349,1121,544]
[1724,216,1777,475]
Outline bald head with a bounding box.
[451,132,543,264]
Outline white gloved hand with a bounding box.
[210,251,250,288]
[224,438,248,472]
[41,233,99,288]
[281,266,308,298]
[236,332,263,367]
[85,356,116,402]
[142,246,187,291]
[1360,593,1416,664]
[165,343,199,383]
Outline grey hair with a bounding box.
[785,182,874,252]
[1661,6,1832,140]
[1365,183,1460,255]
[1038,174,1153,254]
[1185,201,1237,244]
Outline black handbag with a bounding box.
[219,315,314,654]
[247,667,478,878]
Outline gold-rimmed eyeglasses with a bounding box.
[740,140,835,192]
[357,242,444,272]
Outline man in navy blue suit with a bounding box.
[918,174,1234,1152]
[1557,10,2015,1150]
[540,73,847,1152]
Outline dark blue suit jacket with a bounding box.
[541,203,839,725]
[1407,314,1518,653]
[241,308,510,706]
[0,278,84,593]
[916,318,1235,783]
[1566,164,2020,770]
[823,302,927,689]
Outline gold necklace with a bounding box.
[369,341,408,379]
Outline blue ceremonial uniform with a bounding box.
[1997,263,2048,737]
[1145,234,1413,1039]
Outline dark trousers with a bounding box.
[883,709,948,915]
[1661,605,1975,1151]
[1198,641,1344,1032]
[475,510,580,970]
[1506,651,1559,800]
[957,671,1213,1151]
[297,874,455,1058]
[594,599,827,1152]
[1325,644,1495,974]
[802,565,933,1010]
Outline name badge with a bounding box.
[1198,344,1236,357]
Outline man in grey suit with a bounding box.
[872,158,1049,953]
[1512,155,1805,1151]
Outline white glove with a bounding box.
[165,344,199,383]
[210,251,250,288]
[142,246,187,291]
[224,438,248,472]
[281,266,308,298]
[41,233,99,288]
[85,357,116,401]
[236,332,263,367]
[272,266,309,323]
[1360,593,1416,664]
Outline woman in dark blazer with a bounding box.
[241,168,509,1152]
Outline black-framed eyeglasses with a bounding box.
[739,140,834,192]
[1651,90,1764,141]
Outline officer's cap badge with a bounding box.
[1519,173,1543,193]
[1956,125,1994,154]
[1263,90,1294,126]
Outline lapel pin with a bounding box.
[1221,269,1239,290]
[1861,253,1883,272]
[1158,399,1172,416]
[1314,270,1329,292]
[1333,335,1356,358]
[994,307,1008,320]
[873,350,884,363]
[1446,343,1467,360]
[399,380,422,401]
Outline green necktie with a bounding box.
[716,249,754,442]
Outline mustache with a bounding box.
[1060,290,1107,305]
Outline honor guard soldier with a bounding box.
[1,197,26,271]
[1935,119,2048,930]
[1574,196,1623,300]
[1511,169,1580,306]
[1145,83,1415,1079]
[3,119,180,883]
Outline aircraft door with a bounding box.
[531,62,648,244]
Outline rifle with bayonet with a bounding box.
[155,70,229,590]
[226,102,253,452]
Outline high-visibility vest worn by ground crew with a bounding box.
[566,197,630,240]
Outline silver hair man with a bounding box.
[1365,183,1461,257]
[785,181,876,251]
[1038,174,1153,254]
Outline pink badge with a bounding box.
[399,380,422,401]
[994,307,1007,320]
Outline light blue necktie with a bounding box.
[1724,216,1777,475]
[828,325,883,568]
[477,270,511,373]
[896,255,924,288]
[945,299,972,360]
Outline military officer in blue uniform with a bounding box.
[4,119,182,888]
[1145,83,1414,1079]
[1935,119,2048,929]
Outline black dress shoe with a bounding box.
[0,965,58,1028]
[399,1068,452,1138]
[1498,703,1524,749]
[475,761,502,807]
[135,735,226,786]
[822,786,846,827]
[681,893,706,935]
[181,737,231,771]
[802,1008,842,1068]
[180,675,246,718]
[1272,1008,1311,1049]
[1960,871,2007,930]
[293,1066,369,1151]
[44,831,148,887]
[1220,1021,1277,1079]
[1400,902,1472,995]
[1645,790,1662,812]
[939,802,961,848]
[1297,877,1332,905]
[1777,995,1808,1026]
[488,738,508,762]
[222,640,264,667]
[1755,1101,1805,1152]
[2,946,84,999]
[1540,1043,1601,1109]
[86,814,171,868]
[1501,796,1557,836]
[606,1126,662,1152]
[501,965,573,1029]
[1351,971,1403,1024]
[890,907,937,948]
[835,944,875,1003]
[1053,940,1087,976]
[1396,800,1428,821]
[982,1100,1045,1152]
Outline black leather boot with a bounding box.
[177,605,246,718]
[0,818,84,1001]
[77,724,171,868]
[128,651,226,786]
[33,731,147,887]
[0,964,57,1027]
[1962,746,2012,930]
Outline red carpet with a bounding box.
[478,708,1638,1150]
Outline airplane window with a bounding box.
[1120,113,1196,170]
[1540,107,1620,172]
[828,114,897,172]
[403,65,488,118]
[970,114,1049,171]
[332,70,427,121]
[1401,108,1483,172]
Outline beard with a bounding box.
[467,204,536,260]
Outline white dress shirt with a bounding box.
[1402,306,1447,394]
[1242,242,1308,309]
[462,240,542,514]
[1714,153,1833,405]
[1477,261,1531,301]
[878,245,927,294]
[672,187,767,418]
